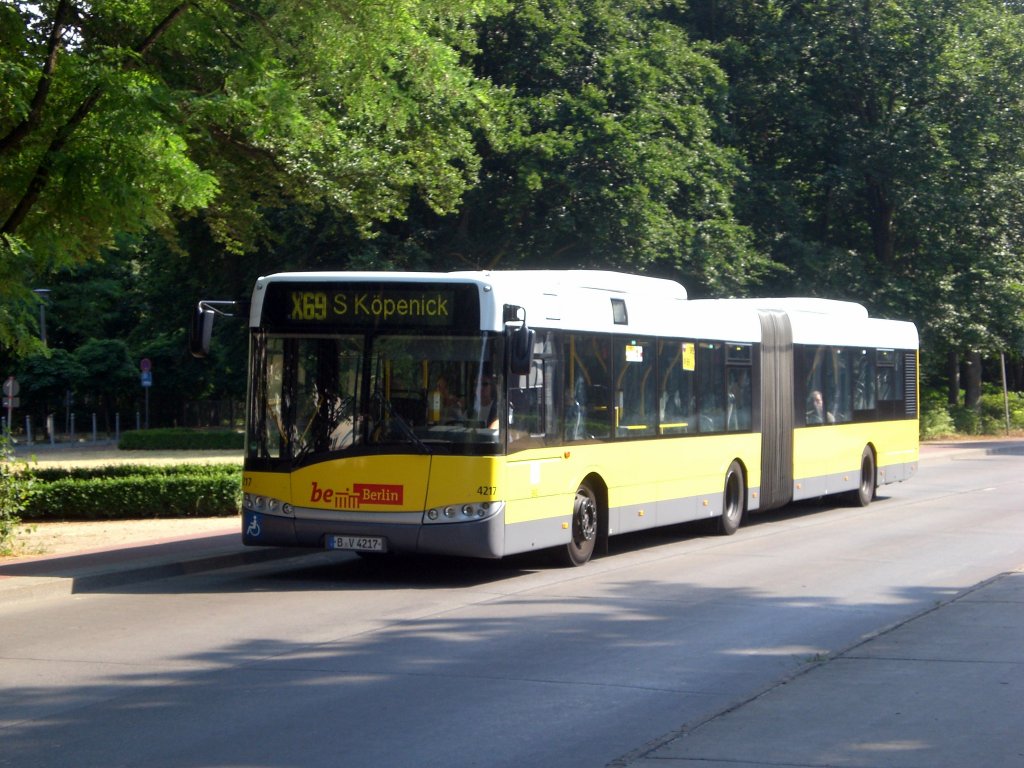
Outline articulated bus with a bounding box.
[193,270,918,566]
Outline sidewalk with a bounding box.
[0,523,308,604]
[616,567,1024,768]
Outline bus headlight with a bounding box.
[244,493,292,517]
[424,501,504,524]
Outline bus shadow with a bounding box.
[601,493,895,559]
[271,551,546,590]
[69,495,899,597]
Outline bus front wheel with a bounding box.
[560,482,599,567]
[715,461,745,536]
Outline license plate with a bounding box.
[327,535,387,553]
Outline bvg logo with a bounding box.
[310,481,404,509]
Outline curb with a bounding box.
[0,536,313,606]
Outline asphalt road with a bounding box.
[2,446,1023,768]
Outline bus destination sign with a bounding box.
[288,289,453,323]
[263,282,479,330]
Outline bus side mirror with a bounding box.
[509,325,535,376]
[189,305,215,358]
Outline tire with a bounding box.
[852,446,876,507]
[560,482,599,567]
[715,460,745,536]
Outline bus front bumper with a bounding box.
[241,505,506,560]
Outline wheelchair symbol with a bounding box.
[246,513,262,538]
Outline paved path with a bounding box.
[614,567,1024,767]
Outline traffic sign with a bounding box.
[140,358,152,372]
[141,371,153,388]
[3,376,18,397]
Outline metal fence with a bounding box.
[2,400,244,446]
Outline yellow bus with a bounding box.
[194,270,918,566]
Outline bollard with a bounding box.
[26,415,32,445]
[47,414,55,445]
[92,413,97,442]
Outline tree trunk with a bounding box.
[964,351,982,413]
[0,0,72,155]
[946,349,960,406]
[866,176,896,266]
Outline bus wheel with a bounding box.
[561,482,599,567]
[851,447,876,507]
[715,461,745,536]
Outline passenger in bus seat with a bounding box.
[434,376,465,423]
[806,390,835,424]
[727,371,752,430]
[471,375,500,429]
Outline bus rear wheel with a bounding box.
[715,461,745,536]
[851,447,876,507]
[560,482,599,567]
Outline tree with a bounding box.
[13,347,86,428]
[694,0,1024,394]
[71,338,135,431]
[389,0,771,293]
[0,0,505,351]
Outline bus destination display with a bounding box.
[262,282,479,330]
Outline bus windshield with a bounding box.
[247,331,505,464]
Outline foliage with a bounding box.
[13,347,86,416]
[0,433,36,553]
[979,388,1024,434]
[28,462,241,482]
[697,0,1024,346]
[412,0,772,292]
[118,428,243,450]
[21,463,241,520]
[919,389,957,440]
[0,0,507,348]
[920,386,1024,438]
[72,338,135,397]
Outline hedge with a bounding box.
[28,463,240,483]
[118,428,244,451]
[22,464,242,520]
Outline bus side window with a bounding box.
[876,348,902,419]
[726,343,752,431]
[854,349,876,413]
[802,346,818,425]
[830,348,852,423]
[564,335,612,440]
[799,345,855,425]
[615,337,655,436]
[726,368,751,430]
[698,342,725,432]
[877,349,900,401]
[508,332,558,449]
[657,340,695,435]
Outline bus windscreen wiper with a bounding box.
[369,389,431,454]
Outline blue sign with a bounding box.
[141,371,153,388]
